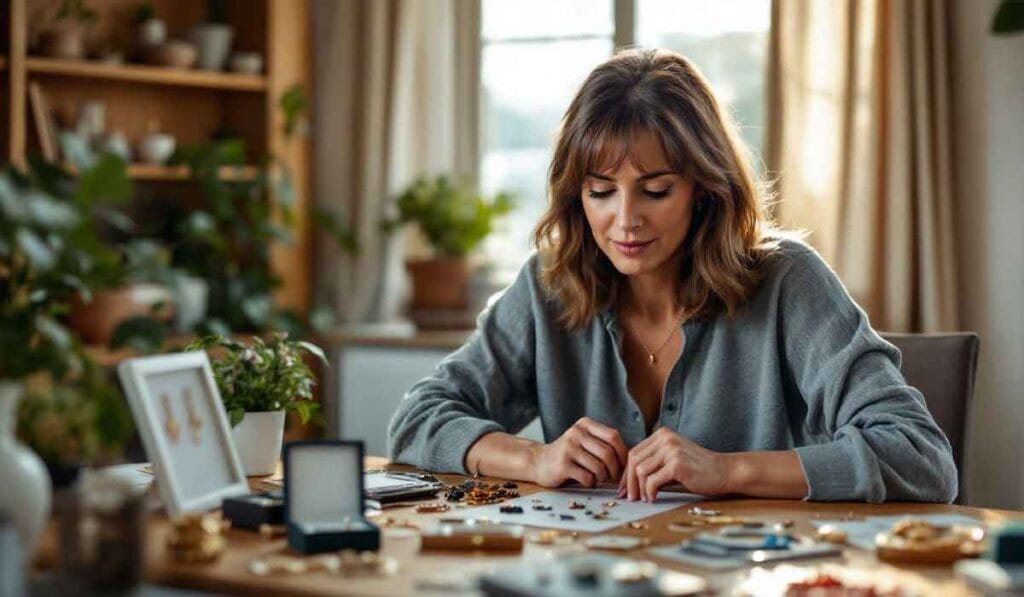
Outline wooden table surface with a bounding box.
[133,457,1020,596]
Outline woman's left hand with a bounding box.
[617,427,734,501]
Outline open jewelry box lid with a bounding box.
[283,441,365,525]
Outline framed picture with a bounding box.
[118,351,249,518]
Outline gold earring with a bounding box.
[183,388,203,445]
[161,394,180,443]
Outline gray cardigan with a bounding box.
[387,240,957,502]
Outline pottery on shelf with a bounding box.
[137,133,176,165]
[68,283,175,344]
[172,275,209,334]
[136,17,167,49]
[145,40,197,69]
[0,382,52,564]
[102,130,132,162]
[190,23,233,71]
[228,52,263,75]
[41,24,86,60]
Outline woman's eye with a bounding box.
[643,187,672,199]
[588,188,614,199]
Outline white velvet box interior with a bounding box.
[288,445,363,525]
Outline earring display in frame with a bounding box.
[118,351,249,518]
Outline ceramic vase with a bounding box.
[190,23,234,71]
[172,275,209,333]
[230,410,285,476]
[0,382,52,563]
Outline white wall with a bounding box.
[950,0,1024,509]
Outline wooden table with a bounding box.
[126,457,1022,595]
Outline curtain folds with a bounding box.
[312,0,479,324]
[766,0,958,332]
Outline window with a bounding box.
[479,0,771,276]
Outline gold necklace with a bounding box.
[627,311,685,366]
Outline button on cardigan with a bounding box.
[386,240,958,503]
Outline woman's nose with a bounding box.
[615,191,642,231]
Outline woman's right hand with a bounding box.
[528,417,629,487]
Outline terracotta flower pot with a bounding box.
[406,258,469,310]
[68,283,175,345]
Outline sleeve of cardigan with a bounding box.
[386,261,539,474]
[779,246,958,503]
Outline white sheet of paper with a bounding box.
[810,513,982,551]
[447,488,701,533]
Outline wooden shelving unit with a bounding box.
[62,162,261,182]
[2,0,313,322]
[26,57,267,92]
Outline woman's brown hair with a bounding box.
[533,48,780,330]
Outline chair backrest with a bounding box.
[881,332,979,504]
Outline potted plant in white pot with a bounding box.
[186,334,325,475]
[383,175,512,327]
[1,154,130,561]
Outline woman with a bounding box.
[387,48,957,503]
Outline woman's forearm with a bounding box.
[725,450,809,499]
[464,431,540,481]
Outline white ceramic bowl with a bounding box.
[138,133,176,165]
[229,52,263,75]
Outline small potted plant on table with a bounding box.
[186,334,325,475]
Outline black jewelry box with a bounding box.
[283,440,380,554]
[222,490,283,531]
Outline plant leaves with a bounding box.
[241,295,273,326]
[229,407,245,427]
[16,228,56,270]
[76,153,132,205]
[298,341,328,365]
[993,0,1024,33]
[110,316,167,354]
[25,192,79,228]
[35,315,72,350]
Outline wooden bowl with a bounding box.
[146,40,197,69]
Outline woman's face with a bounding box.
[581,130,697,279]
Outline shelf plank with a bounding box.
[127,163,260,182]
[61,162,259,182]
[26,57,267,92]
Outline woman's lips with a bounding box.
[612,239,655,256]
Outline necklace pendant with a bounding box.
[648,353,656,365]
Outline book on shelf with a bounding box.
[28,81,60,162]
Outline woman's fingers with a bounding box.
[563,461,596,488]
[568,444,608,486]
[575,417,629,468]
[635,451,666,501]
[643,464,677,502]
[578,434,622,481]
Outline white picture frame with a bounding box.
[118,351,249,518]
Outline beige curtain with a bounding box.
[312,0,480,323]
[766,0,958,332]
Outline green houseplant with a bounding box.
[186,333,325,475]
[43,0,98,59]
[383,175,512,317]
[1,152,131,557]
[16,363,134,487]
